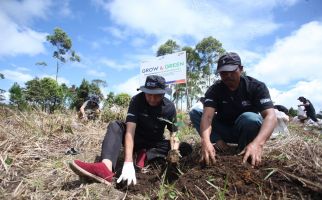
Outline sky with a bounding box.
[0,0,322,111]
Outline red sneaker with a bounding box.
[69,160,114,185]
[135,149,147,169]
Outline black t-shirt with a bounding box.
[84,100,99,110]
[126,92,178,142]
[303,99,315,114]
[204,76,273,125]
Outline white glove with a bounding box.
[117,162,137,185]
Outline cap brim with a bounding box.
[216,65,238,73]
[139,86,167,94]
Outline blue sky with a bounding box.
[1,0,322,111]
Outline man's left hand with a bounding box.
[239,142,263,167]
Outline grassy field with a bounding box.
[0,106,321,199]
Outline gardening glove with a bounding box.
[117,162,137,185]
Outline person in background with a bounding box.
[69,75,192,186]
[297,96,318,122]
[195,52,277,167]
[79,95,100,120]
[189,97,205,134]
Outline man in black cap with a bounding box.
[297,96,318,122]
[196,52,277,167]
[69,75,191,186]
[78,94,100,120]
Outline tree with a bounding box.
[24,77,63,112]
[114,93,131,108]
[71,79,103,110]
[9,82,28,110]
[288,107,297,117]
[92,79,107,88]
[0,73,5,102]
[104,92,115,108]
[156,40,184,108]
[182,46,203,109]
[156,39,180,56]
[46,28,80,81]
[195,36,225,86]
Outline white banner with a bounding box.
[140,51,186,85]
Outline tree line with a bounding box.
[1,27,255,112]
[156,37,225,110]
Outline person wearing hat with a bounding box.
[197,52,277,167]
[297,96,318,122]
[79,94,100,120]
[69,75,192,186]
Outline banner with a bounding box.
[140,51,186,85]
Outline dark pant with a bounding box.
[307,111,318,122]
[101,120,192,169]
[189,109,263,152]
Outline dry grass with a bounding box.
[1,105,321,199]
[0,106,125,199]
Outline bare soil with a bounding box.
[116,145,322,200]
[1,107,321,200]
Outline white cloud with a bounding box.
[59,0,72,17]
[16,67,30,72]
[0,69,33,83]
[93,0,297,48]
[251,21,322,86]
[99,58,137,70]
[87,69,107,78]
[0,0,51,57]
[131,37,147,47]
[0,0,52,25]
[111,75,140,96]
[269,79,322,112]
[102,26,128,39]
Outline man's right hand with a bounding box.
[200,139,216,166]
[117,162,137,186]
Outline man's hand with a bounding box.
[239,142,263,167]
[200,139,216,166]
[117,162,137,186]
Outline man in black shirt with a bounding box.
[69,75,191,186]
[297,96,318,122]
[195,52,276,167]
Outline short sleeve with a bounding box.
[204,83,219,108]
[126,96,138,123]
[253,83,274,111]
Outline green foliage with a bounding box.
[288,107,297,117]
[92,79,107,88]
[9,82,28,110]
[5,156,13,165]
[103,92,115,108]
[196,36,225,86]
[157,39,180,56]
[156,37,225,110]
[24,77,64,112]
[35,61,47,66]
[71,79,103,110]
[114,93,131,107]
[0,73,5,102]
[100,106,127,122]
[46,27,80,81]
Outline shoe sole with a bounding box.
[69,161,111,185]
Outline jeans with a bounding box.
[189,109,263,152]
[101,120,192,169]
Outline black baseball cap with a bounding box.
[138,75,170,94]
[216,52,241,73]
